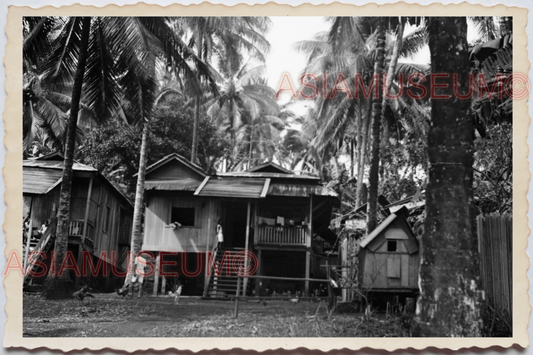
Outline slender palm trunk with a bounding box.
[248,119,254,167]
[355,103,371,208]
[191,95,200,163]
[350,138,355,178]
[191,34,204,164]
[125,122,150,287]
[384,20,404,98]
[43,17,91,299]
[414,17,482,336]
[366,19,386,233]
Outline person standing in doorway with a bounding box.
[216,219,224,250]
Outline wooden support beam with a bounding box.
[243,202,251,296]
[23,197,34,271]
[153,253,160,296]
[312,200,327,214]
[341,238,347,302]
[255,249,262,296]
[260,178,271,198]
[75,244,83,289]
[305,250,310,296]
[161,276,167,295]
[308,195,313,248]
[193,176,210,195]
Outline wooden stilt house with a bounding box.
[141,154,340,298]
[357,207,419,302]
[23,153,133,291]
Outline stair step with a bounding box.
[211,282,238,287]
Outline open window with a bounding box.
[171,207,196,227]
[387,240,398,252]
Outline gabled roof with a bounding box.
[23,159,132,206]
[144,153,207,178]
[23,167,64,195]
[246,161,293,174]
[360,214,398,249]
[359,207,415,250]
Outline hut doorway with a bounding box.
[222,201,248,249]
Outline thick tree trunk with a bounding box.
[43,17,91,300]
[414,17,483,337]
[125,122,150,287]
[366,19,386,233]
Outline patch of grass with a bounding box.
[23,294,412,337]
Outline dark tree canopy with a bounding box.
[77,98,230,198]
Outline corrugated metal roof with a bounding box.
[268,183,338,197]
[218,171,319,180]
[145,179,201,191]
[23,160,132,206]
[23,168,63,194]
[23,159,97,172]
[195,177,268,198]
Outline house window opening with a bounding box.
[171,207,195,227]
[387,240,397,252]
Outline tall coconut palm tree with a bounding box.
[36,16,217,298]
[177,17,272,164]
[22,17,92,157]
[206,63,280,170]
[296,17,420,216]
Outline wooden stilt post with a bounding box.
[153,253,160,296]
[23,197,34,272]
[75,244,83,289]
[243,202,251,296]
[234,277,241,318]
[162,276,167,295]
[305,250,310,296]
[255,249,262,296]
[341,238,347,302]
[306,195,313,296]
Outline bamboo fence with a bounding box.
[477,213,512,323]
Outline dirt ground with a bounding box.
[23,292,412,337]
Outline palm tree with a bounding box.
[177,17,272,164]
[43,17,92,298]
[296,17,420,217]
[295,17,374,185]
[36,16,217,298]
[414,17,482,337]
[22,17,92,157]
[206,63,280,170]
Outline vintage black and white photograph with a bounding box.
[13,6,526,346]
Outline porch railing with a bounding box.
[68,219,94,247]
[256,225,309,246]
